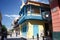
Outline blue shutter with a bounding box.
[22,25,28,37]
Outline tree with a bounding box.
[1,25,7,40]
[2,25,7,31]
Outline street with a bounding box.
[7,38,21,40]
[7,37,27,40]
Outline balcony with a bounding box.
[18,11,51,24]
[18,13,43,24]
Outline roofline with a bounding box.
[25,1,49,6]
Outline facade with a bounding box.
[12,17,20,37]
[16,0,52,40]
[49,0,60,40]
[0,12,2,38]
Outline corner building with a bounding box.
[18,0,52,40]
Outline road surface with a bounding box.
[7,38,21,40]
[7,38,27,40]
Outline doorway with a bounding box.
[33,24,39,38]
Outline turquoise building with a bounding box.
[14,0,52,40]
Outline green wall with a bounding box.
[53,32,60,40]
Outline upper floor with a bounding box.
[18,1,51,24]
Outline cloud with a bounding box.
[30,0,49,4]
[41,0,49,4]
[4,14,20,19]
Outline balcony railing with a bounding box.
[27,13,41,16]
[18,12,51,24]
[18,13,42,24]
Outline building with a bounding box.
[49,0,60,40]
[0,12,2,38]
[12,17,20,37]
[14,0,52,40]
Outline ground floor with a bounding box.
[18,20,52,39]
[20,20,44,38]
[7,32,60,40]
[20,20,52,38]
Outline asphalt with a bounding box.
[7,38,21,40]
[7,38,27,40]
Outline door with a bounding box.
[33,24,39,38]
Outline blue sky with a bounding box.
[0,0,49,30]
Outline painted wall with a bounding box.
[50,0,60,40]
[50,0,60,32]
[27,20,45,38]
[27,21,33,38]
[19,20,45,38]
[53,32,60,40]
[20,22,28,38]
[19,25,22,37]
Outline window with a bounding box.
[21,23,28,37]
[31,9,34,13]
[22,24,28,32]
[31,7,40,14]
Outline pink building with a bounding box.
[49,0,60,40]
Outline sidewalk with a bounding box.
[7,33,20,38]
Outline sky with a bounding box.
[0,0,49,30]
